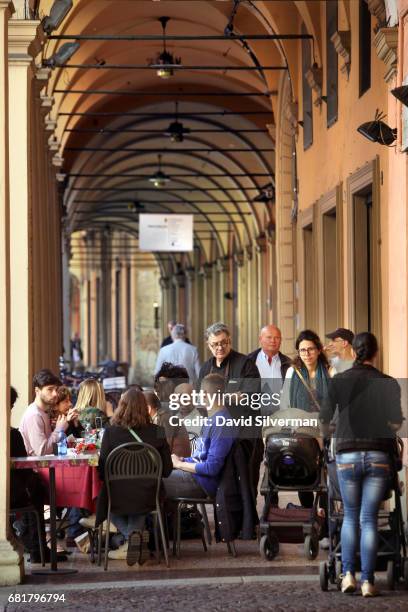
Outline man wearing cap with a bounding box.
[325,328,355,374]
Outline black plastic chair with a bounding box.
[10,505,45,566]
[102,441,169,570]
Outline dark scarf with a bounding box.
[289,362,329,412]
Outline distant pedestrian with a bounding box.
[155,324,200,384]
[160,320,191,348]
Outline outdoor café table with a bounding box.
[10,451,100,575]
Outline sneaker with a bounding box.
[341,572,357,593]
[138,530,151,565]
[361,581,379,597]
[319,537,330,550]
[127,530,150,567]
[79,516,117,533]
[108,542,128,560]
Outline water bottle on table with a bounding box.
[57,430,67,456]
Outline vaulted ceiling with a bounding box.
[37,0,323,271]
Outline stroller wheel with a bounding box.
[259,533,279,561]
[304,534,318,560]
[387,560,396,590]
[319,561,329,591]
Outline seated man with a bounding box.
[174,382,207,436]
[164,374,237,499]
[143,391,190,458]
[19,369,73,456]
[10,387,67,563]
[19,369,84,548]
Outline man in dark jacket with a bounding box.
[248,324,291,405]
[198,322,261,499]
[247,324,291,501]
[198,322,260,395]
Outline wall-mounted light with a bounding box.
[253,183,275,203]
[391,85,408,107]
[153,302,160,329]
[357,109,396,146]
[42,0,73,35]
[43,41,80,68]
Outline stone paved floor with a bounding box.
[2,579,408,611]
[2,491,407,610]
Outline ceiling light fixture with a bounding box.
[42,0,73,35]
[164,102,191,142]
[149,155,171,188]
[357,109,396,146]
[150,17,182,79]
[391,85,408,107]
[43,41,80,67]
[128,201,145,212]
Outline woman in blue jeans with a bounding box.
[321,332,402,597]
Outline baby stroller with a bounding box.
[319,439,408,591]
[259,408,325,561]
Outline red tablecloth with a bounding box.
[11,453,103,514]
[37,463,102,513]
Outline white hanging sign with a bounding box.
[139,214,193,252]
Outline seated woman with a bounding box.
[52,386,82,437]
[96,388,172,565]
[75,378,113,430]
[164,373,237,500]
[143,390,190,458]
[50,386,90,547]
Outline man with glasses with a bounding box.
[198,322,260,392]
[197,322,261,500]
[325,327,354,374]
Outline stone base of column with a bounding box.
[0,538,24,586]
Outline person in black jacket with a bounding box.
[248,324,291,401]
[96,388,172,564]
[198,322,261,499]
[320,332,403,597]
[10,387,67,564]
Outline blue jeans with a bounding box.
[336,451,391,583]
[111,513,147,540]
[67,507,85,538]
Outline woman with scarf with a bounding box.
[279,329,330,512]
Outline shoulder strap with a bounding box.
[293,367,321,412]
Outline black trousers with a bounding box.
[11,470,47,555]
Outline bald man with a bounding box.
[248,325,291,399]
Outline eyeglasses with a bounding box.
[299,347,318,356]
[209,339,230,350]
